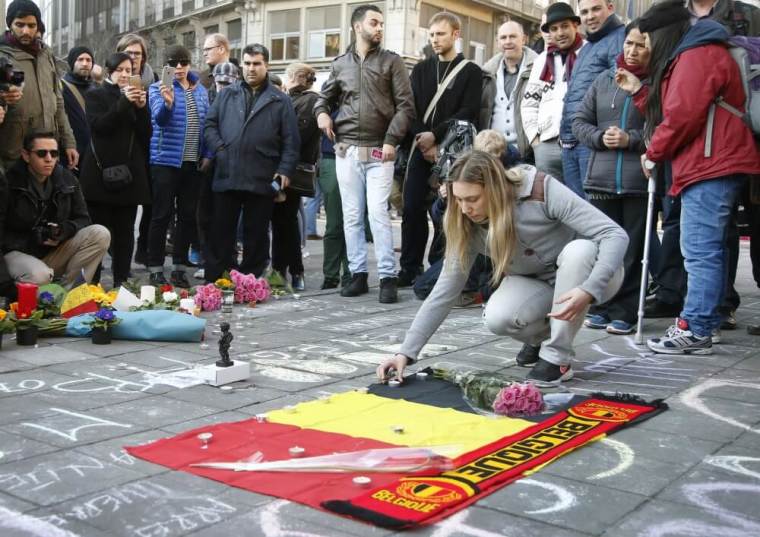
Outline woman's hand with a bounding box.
[159,83,174,108]
[376,354,409,383]
[614,68,642,94]
[548,287,593,322]
[602,126,629,149]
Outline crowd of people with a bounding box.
[0,0,759,384]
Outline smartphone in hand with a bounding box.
[161,66,175,87]
[128,75,143,90]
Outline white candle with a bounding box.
[140,285,155,303]
[180,298,195,312]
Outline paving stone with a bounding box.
[636,398,755,442]
[478,475,647,535]
[0,369,80,399]
[72,430,173,477]
[93,395,221,430]
[0,431,59,464]
[0,449,144,506]
[162,383,286,411]
[158,411,252,434]
[0,505,114,537]
[0,491,38,513]
[0,357,38,374]
[4,345,99,367]
[0,394,62,427]
[56,339,160,358]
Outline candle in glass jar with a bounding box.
[16,283,38,318]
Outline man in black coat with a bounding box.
[398,11,482,287]
[62,46,95,173]
[1,132,110,287]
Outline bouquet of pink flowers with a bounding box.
[492,383,545,417]
[229,270,272,304]
[194,283,223,311]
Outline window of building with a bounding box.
[227,18,242,60]
[204,0,218,6]
[270,9,300,61]
[163,0,175,20]
[204,24,219,35]
[183,0,196,12]
[145,2,156,25]
[183,30,196,53]
[306,5,341,58]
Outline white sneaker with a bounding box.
[193,268,204,279]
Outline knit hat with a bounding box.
[541,2,581,32]
[67,46,94,71]
[165,44,192,63]
[639,0,691,33]
[212,62,239,84]
[5,0,42,29]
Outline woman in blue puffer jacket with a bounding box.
[146,44,213,288]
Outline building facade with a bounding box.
[40,0,650,71]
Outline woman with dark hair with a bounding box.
[616,0,760,354]
[273,62,320,290]
[376,151,628,386]
[572,20,650,335]
[79,52,152,288]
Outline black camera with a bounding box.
[33,223,61,244]
[430,120,477,184]
[0,57,25,93]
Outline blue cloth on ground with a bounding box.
[67,310,206,342]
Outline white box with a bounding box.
[201,360,251,386]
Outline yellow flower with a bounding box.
[0,309,6,321]
[215,278,233,288]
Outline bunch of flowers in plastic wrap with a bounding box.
[492,383,545,417]
[230,270,272,304]
[194,283,223,311]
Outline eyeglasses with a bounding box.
[32,149,59,159]
[203,45,221,52]
[125,50,143,57]
[167,59,191,67]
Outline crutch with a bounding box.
[635,169,657,344]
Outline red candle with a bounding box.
[16,283,38,319]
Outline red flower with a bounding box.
[179,289,189,299]
[160,284,174,293]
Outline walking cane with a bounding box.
[635,170,657,345]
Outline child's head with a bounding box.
[474,130,507,158]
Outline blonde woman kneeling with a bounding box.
[377,151,628,385]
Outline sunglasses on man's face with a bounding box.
[32,149,59,159]
[167,59,190,67]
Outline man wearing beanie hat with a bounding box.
[61,46,96,174]
[521,2,584,181]
[0,0,78,171]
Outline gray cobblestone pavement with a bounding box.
[1,223,759,537]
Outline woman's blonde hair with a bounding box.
[474,129,507,158]
[285,62,316,90]
[443,151,522,287]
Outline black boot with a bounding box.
[516,343,541,367]
[149,271,168,286]
[379,277,398,304]
[170,270,191,288]
[341,272,369,297]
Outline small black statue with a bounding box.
[216,322,234,368]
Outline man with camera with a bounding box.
[0,0,78,172]
[2,132,110,287]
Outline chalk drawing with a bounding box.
[0,379,45,394]
[131,498,237,536]
[259,500,327,537]
[588,438,636,480]
[429,509,506,537]
[251,358,357,376]
[20,408,132,442]
[0,506,81,537]
[0,455,106,494]
[680,379,760,435]
[517,478,577,514]
[704,456,760,481]
[253,366,329,383]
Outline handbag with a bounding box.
[90,134,134,192]
[288,162,317,197]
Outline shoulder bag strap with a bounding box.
[62,78,86,113]
[422,59,472,124]
[90,133,134,171]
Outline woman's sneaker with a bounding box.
[647,318,712,355]
[526,358,573,386]
[607,320,635,335]
[584,313,610,329]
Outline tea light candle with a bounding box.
[255,413,268,423]
[140,285,155,303]
[416,372,429,381]
[219,386,234,394]
[288,446,305,457]
[388,380,401,388]
[353,476,372,488]
[197,432,213,449]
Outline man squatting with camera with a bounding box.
[0,2,110,293]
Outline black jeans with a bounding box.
[589,196,647,323]
[147,163,202,271]
[400,148,443,273]
[87,202,137,285]
[206,190,274,281]
[271,189,304,277]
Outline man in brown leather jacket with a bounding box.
[314,4,415,304]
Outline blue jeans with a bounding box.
[560,144,590,199]
[303,180,322,236]
[680,175,745,337]
[335,146,396,278]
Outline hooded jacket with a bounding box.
[481,48,538,158]
[0,38,76,170]
[637,19,760,195]
[572,67,647,195]
[560,14,625,143]
[147,71,213,168]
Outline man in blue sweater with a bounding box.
[559,0,624,198]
